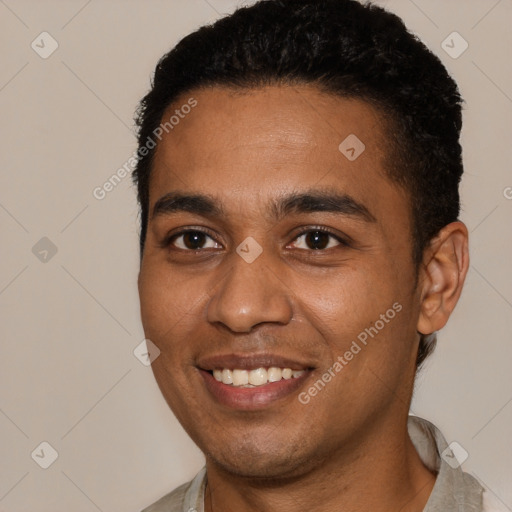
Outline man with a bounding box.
[132,0,504,510]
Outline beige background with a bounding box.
[0,0,511,510]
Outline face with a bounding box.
[137,85,423,479]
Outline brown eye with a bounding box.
[304,231,331,250]
[290,229,347,251]
[166,230,221,251]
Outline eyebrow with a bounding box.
[151,189,377,223]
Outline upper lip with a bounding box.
[197,353,313,372]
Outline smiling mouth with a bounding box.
[209,367,307,388]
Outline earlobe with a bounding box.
[417,221,469,335]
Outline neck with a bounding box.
[204,415,436,512]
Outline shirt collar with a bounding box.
[408,415,484,511]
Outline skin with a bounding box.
[137,85,469,512]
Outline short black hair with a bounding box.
[132,0,464,369]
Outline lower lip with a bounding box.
[199,369,310,410]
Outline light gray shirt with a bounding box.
[141,415,503,512]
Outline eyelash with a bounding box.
[159,226,350,252]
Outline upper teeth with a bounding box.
[213,367,306,387]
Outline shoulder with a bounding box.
[482,489,511,512]
[140,467,207,512]
[140,481,190,512]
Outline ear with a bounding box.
[417,221,469,335]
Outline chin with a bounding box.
[204,436,321,481]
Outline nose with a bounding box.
[206,248,293,333]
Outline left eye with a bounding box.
[289,230,346,251]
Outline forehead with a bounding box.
[148,85,407,224]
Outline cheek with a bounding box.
[298,264,395,333]
[298,263,414,377]
[138,265,202,401]
[138,262,199,340]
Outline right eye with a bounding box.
[161,229,222,251]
